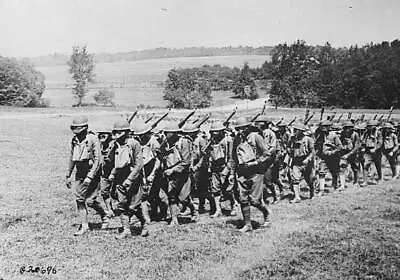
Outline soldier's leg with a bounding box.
[304,162,316,199]
[373,152,382,182]
[74,179,90,236]
[386,153,397,179]
[249,174,271,227]
[115,183,133,238]
[167,178,181,226]
[349,157,360,187]
[237,176,252,233]
[99,176,113,217]
[210,172,222,218]
[339,158,348,190]
[317,158,327,195]
[264,163,278,203]
[327,157,340,190]
[289,164,303,203]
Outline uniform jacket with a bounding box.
[364,129,383,152]
[289,135,315,165]
[321,131,343,157]
[141,135,161,180]
[67,132,101,180]
[262,128,278,156]
[110,138,143,182]
[340,131,360,158]
[162,136,192,175]
[382,132,398,153]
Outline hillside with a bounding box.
[26,46,273,67]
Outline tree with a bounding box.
[67,46,95,106]
[233,62,258,99]
[163,68,212,109]
[0,57,46,107]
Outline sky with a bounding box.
[0,0,399,57]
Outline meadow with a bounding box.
[38,55,269,107]
[0,106,399,280]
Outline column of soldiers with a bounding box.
[65,111,400,238]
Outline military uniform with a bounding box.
[66,116,108,236]
[363,121,383,184]
[109,120,144,238]
[161,125,193,225]
[288,123,315,202]
[234,118,271,233]
[339,122,361,187]
[381,123,399,178]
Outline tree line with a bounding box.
[267,40,400,109]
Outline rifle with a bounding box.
[127,110,138,124]
[304,112,315,125]
[304,108,310,122]
[150,109,170,130]
[195,114,210,128]
[361,113,365,121]
[336,113,343,122]
[373,114,378,120]
[275,117,284,126]
[328,112,336,121]
[223,106,237,127]
[378,115,385,122]
[144,113,155,124]
[250,100,267,122]
[288,116,296,127]
[347,112,352,120]
[320,108,325,121]
[387,106,394,121]
[178,109,196,128]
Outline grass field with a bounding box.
[38,55,269,107]
[0,107,399,280]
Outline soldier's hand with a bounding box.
[83,177,92,187]
[122,179,132,188]
[65,176,72,189]
[164,169,172,177]
[108,174,115,182]
[388,151,394,157]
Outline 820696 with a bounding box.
[20,265,57,275]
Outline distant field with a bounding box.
[38,55,270,107]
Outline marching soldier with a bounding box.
[339,121,361,188]
[208,121,236,218]
[97,127,116,220]
[315,120,343,193]
[287,122,316,202]
[381,122,399,179]
[189,124,215,214]
[363,120,383,185]
[65,116,109,236]
[131,121,169,222]
[108,120,144,239]
[253,116,280,203]
[160,124,195,226]
[234,117,271,233]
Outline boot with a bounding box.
[208,194,216,214]
[198,197,206,214]
[116,214,131,239]
[210,196,222,218]
[290,184,301,203]
[100,215,111,230]
[239,204,252,233]
[140,202,151,237]
[169,204,179,226]
[230,199,239,216]
[74,202,89,236]
[259,203,271,228]
[317,178,325,196]
[338,174,346,192]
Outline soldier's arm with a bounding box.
[66,139,76,178]
[86,135,101,180]
[392,134,399,154]
[303,137,315,164]
[171,138,191,173]
[127,140,144,181]
[147,158,160,182]
[376,131,383,150]
[255,133,269,163]
[347,133,360,157]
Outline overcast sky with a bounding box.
[0,0,399,57]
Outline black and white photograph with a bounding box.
[0,0,400,279]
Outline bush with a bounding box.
[163,68,212,109]
[93,88,115,106]
[0,57,46,107]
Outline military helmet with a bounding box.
[354,123,367,130]
[319,120,332,127]
[342,120,354,128]
[331,122,343,131]
[71,116,88,127]
[209,122,225,132]
[132,121,152,135]
[292,122,306,132]
[253,115,272,123]
[97,127,112,134]
[234,117,251,129]
[277,121,287,127]
[112,119,130,132]
[383,122,394,130]
[163,123,181,133]
[367,120,379,127]
[182,124,200,134]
